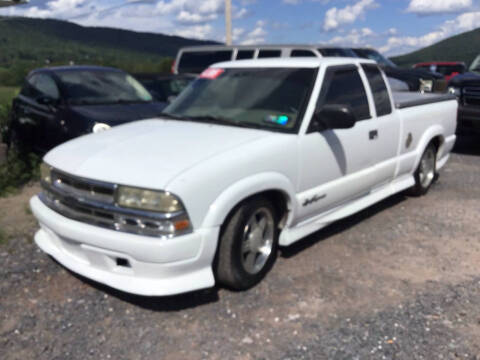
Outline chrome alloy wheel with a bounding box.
[241,208,275,275]
[419,146,436,188]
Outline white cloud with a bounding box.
[175,24,213,40]
[240,19,267,45]
[283,0,301,4]
[407,0,473,15]
[176,10,217,24]
[380,11,480,55]
[328,27,376,46]
[234,7,248,19]
[323,0,378,31]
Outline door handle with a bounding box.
[369,130,378,140]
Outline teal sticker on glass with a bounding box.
[264,114,290,126]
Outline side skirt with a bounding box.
[279,175,415,246]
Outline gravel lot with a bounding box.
[1,136,480,360]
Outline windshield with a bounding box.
[56,70,153,105]
[163,68,316,132]
[354,49,397,68]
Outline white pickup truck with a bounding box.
[31,58,457,296]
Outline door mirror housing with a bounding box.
[36,96,57,106]
[312,104,356,131]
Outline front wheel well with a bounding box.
[220,190,290,234]
[429,135,444,154]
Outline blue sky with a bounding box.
[1,0,480,56]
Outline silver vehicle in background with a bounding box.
[173,44,410,91]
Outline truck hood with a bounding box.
[448,72,480,87]
[70,102,167,126]
[44,119,272,189]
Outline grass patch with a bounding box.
[24,203,32,216]
[0,150,41,197]
[0,226,8,245]
[0,88,40,195]
[0,86,19,107]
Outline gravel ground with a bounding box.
[1,136,480,360]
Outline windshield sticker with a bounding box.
[200,68,225,79]
[263,115,290,126]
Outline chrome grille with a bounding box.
[40,171,187,238]
[463,87,480,106]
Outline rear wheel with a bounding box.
[408,143,437,196]
[215,197,279,290]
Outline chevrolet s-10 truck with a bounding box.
[31,58,457,296]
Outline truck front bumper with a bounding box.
[457,105,480,135]
[30,196,219,296]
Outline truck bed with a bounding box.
[393,92,456,109]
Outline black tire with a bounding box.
[408,143,437,196]
[215,197,279,291]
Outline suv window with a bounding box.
[177,51,233,74]
[317,66,370,121]
[236,50,255,60]
[257,50,281,58]
[362,64,392,117]
[291,50,316,57]
[318,48,357,58]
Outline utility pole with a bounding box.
[225,0,232,45]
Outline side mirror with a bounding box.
[36,96,57,106]
[312,104,356,131]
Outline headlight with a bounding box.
[40,163,52,185]
[448,86,461,97]
[92,123,111,133]
[116,186,184,213]
[419,79,433,93]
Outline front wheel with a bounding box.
[408,143,437,196]
[215,197,279,290]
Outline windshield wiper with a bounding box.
[187,115,250,128]
[158,112,189,120]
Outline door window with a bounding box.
[26,74,60,100]
[361,64,392,116]
[317,66,371,121]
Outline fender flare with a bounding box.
[412,124,445,171]
[200,172,297,229]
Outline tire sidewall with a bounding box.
[413,144,437,195]
[228,199,279,289]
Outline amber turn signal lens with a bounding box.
[174,220,190,231]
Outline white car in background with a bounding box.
[31,58,457,296]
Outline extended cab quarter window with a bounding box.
[361,64,392,116]
[317,66,371,121]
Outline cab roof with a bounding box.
[211,57,376,69]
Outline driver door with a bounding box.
[296,65,379,222]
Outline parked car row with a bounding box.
[173,45,446,92]
[9,44,479,157]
